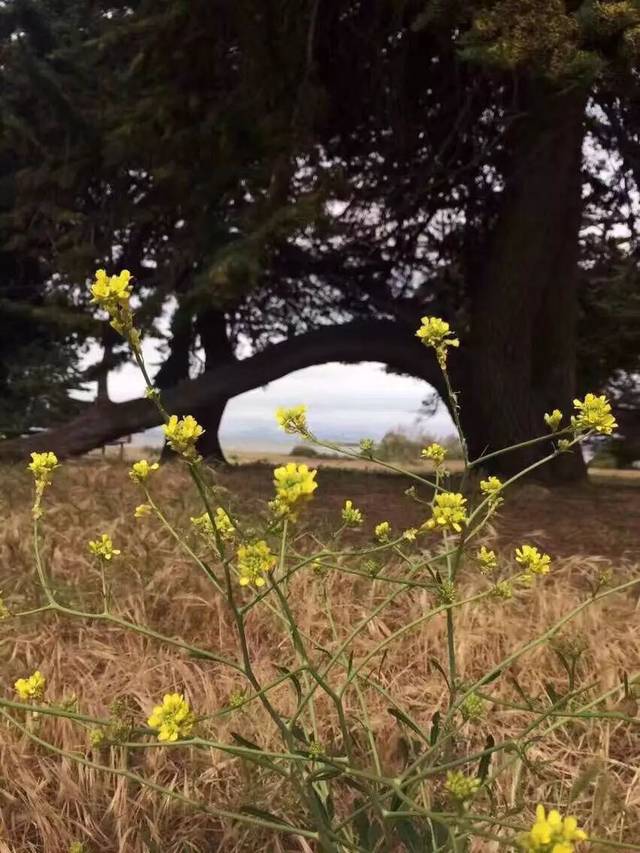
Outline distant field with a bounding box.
[0,460,638,852]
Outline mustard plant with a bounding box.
[2,270,638,853]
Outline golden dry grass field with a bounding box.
[0,459,639,853]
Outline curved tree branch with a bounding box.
[0,319,451,460]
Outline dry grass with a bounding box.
[0,460,639,853]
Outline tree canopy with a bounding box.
[1,0,640,475]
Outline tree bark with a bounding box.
[464,79,588,480]
[190,308,235,464]
[161,308,234,464]
[0,320,448,460]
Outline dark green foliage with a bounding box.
[0,0,638,456]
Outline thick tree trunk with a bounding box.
[463,79,588,481]
[0,320,447,460]
[160,309,234,464]
[192,308,234,464]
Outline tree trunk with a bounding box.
[160,309,234,464]
[463,78,588,481]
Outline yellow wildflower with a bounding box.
[571,393,617,435]
[213,507,235,540]
[129,459,159,482]
[415,316,459,365]
[89,728,105,747]
[493,580,513,599]
[544,409,563,432]
[273,462,317,507]
[15,670,46,701]
[27,451,59,485]
[90,270,138,343]
[402,527,418,541]
[90,269,132,311]
[276,405,309,435]
[375,521,391,542]
[425,492,468,533]
[480,476,503,503]
[163,415,205,458]
[445,770,481,801]
[460,692,485,722]
[0,596,9,620]
[134,503,152,518]
[191,508,235,541]
[476,545,497,573]
[519,804,587,852]
[237,540,276,588]
[421,442,447,465]
[147,693,195,742]
[342,499,363,526]
[88,533,121,561]
[515,544,551,575]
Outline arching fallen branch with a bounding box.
[0,320,447,459]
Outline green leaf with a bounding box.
[544,681,562,705]
[429,711,440,746]
[429,657,450,689]
[387,707,428,741]
[394,817,425,852]
[290,722,309,744]
[307,766,343,783]
[481,667,504,685]
[477,734,495,780]
[231,732,263,752]
[240,805,293,828]
[275,664,303,706]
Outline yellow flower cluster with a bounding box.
[421,442,447,465]
[273,462,317,509]
[15,670,46,701]
[493,580,513,599]
[163,415,205,459]
[28,451,59,485]
[460,692,485,722]
[480,475,503,503]
[191,508,235,541]
[544,409,563,432]
[415,316,459,366]
[445,770,481,801]
[90,270,139,346]
[374,521,391,542]
[276,405,309,435]
[425,492,468,533]
[147,693,194,742]
[571,393,617,435]
[237,540,276,588]
[476,545,497,573]
[91,269,133,312]
[515,545,551,576]
[342,499,363,526]
[519,805,587,853]
[134,503,152,518]
[129,459,159,482]
[27,451,59,516]
[88,534,121,561]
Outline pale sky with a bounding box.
[103,338,455,449]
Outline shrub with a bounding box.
[375,429,463,463]
[1,274,634,853]
[290,443,321,457]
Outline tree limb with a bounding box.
[0,319,450,459]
